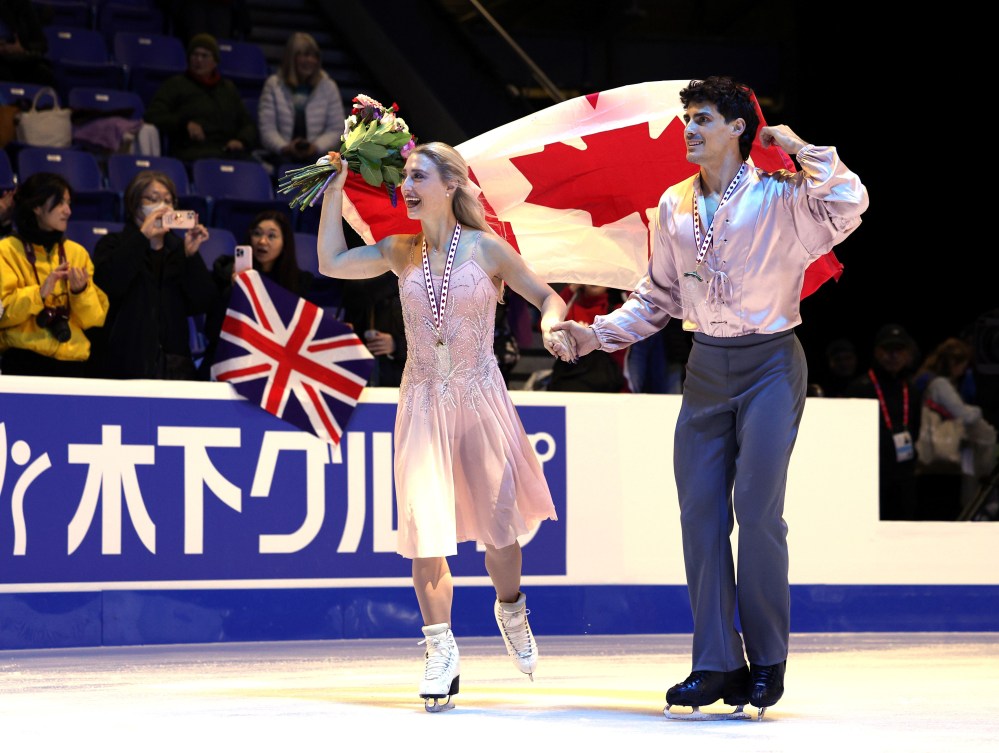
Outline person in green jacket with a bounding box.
[144,33,257,163]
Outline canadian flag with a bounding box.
[342,80,841,297]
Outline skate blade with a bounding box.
[663,704,751,721]
[422,696,455,713]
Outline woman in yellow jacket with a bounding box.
[0,172,108,377]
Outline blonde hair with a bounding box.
[280,32,323,88]
[410,142,491,233]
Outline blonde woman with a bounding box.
[257,32,345,166]
[318,142,571,711]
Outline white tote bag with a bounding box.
[16,87,73,149]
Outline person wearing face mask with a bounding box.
[198,209,318,379]
[0,172,108,376]
[87,170,218,379]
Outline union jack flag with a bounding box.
[210,270,374,444]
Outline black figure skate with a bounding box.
[663,666,752,721]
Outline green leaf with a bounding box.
[382,165,401,185]
[357,141,388,160]
[360,160,382,187]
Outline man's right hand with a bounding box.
[550,320,600,360]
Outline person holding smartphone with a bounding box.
[88,170,219,380]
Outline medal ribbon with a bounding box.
[689,163,746,275]
[421,222,462,336]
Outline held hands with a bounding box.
[758,125,808,155]
[549,320,602,363]
[542,325,579,363]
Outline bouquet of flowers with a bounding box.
[277,94,416,210]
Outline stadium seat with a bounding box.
[17,146,121,220]
[195,226,237,270]
[50,60,127,101]
[217,39,269,99]
[106,153,209,222]
[293,232,319,276]
[65,219,124,255]
[97,3,165,47]
[192,158,273,201]
[31,0,93,29]
[113,32,186,102]
[0,81,46,105]
[68,86,145,119]
[43,26,109,64]
[113,31,186,71]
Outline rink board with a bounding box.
[0,378,996,649]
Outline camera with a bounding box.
[161,210,197,229]
[37,306,71,343]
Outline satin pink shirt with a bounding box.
[592,145,869,348]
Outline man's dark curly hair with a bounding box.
[680,76,760,161]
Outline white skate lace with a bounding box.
[418,634,455,680]
[500,608,534,658]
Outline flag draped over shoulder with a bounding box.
[210,271,374,444]
[342,80,842,297]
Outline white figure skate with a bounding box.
[418,623,459,712]
[494,592,537,680]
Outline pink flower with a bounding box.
[400,139,415,159]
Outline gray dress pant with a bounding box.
[674,330,807,672]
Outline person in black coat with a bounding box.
[88,170,218,379]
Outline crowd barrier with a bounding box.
[0,377,996,649]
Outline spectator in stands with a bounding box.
[199,209,316,378]
[0,173,108,377]
[88,170,217,380]
[144,33,257,163]
[257,32,345,171]
[913,337,998,520]
[819,337,859,398]
[0,0,54,86]
[341,271,407,387]
[846,324,922,520]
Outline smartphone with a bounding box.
[234,245,253,274]
[162,210,197,229]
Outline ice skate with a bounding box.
[418,623,460,712]
[749,660,785,720]
[494,592,537,680]
[663,666,752,721]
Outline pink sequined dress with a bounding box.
[393,240,557,559]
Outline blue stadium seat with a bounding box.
[195,226,237,270]
[43,26,109,64]
[107,153,188,194]
[106,153,209,223]
[68,86,145,119]
[293,232,319,277]
[32,0,93,29]
[0,81,45,105]
[217,39,269,99]
[97,3,165,47]
[65,219,124,255]
[17,146,121,220]
[50,60,127,101]
[113,32,186,102]
[113,31,186,70]
[192,158,273,201]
